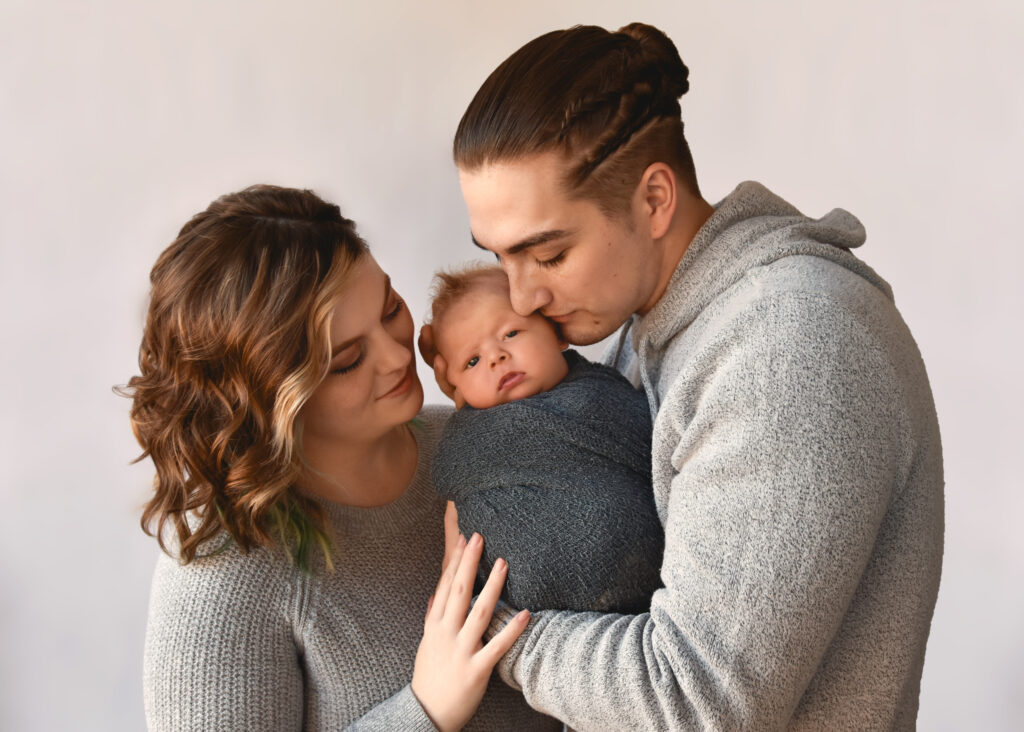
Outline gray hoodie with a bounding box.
[490,181,944,730]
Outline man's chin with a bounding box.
[561,319,619,347]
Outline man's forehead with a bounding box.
[459,154,574,251]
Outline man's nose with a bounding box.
[508,269,553,316]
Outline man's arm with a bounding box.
[491,293,911,729]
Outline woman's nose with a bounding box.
[377,330,412,373]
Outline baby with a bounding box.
[421,264,663,613]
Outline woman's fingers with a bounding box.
[428,533,466,624]
[461,556,507,637]
[443,532,483,624]
[476,608,530,669]
[441,501,461,574]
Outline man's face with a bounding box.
[436,284,569,409]
[458,151,662,345]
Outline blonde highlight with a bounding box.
[121,184,368,571]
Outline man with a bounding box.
[440,22,943,730]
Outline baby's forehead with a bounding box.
[436,284,548,345]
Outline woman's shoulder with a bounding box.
[148,537,299,622]
[416,403,454,430]
[412,404,454,455]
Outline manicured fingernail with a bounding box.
[469,532,482,547]
[494,557,506,573]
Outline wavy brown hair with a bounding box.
[454,22,697,215]
[123,184,368,569]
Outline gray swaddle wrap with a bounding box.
[432,350,662,613]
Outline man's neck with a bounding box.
[639,193,714,316]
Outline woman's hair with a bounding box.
[123,184,368,569]
[454,22,697,216]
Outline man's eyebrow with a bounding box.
[330,276,392,357]
[471,229,573,256]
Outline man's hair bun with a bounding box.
[618,22,690,100]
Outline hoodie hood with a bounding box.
[633,181,892,353]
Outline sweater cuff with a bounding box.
[485,600,533,691]
[350,684,437,731]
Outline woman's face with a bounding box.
[300,255,424,449]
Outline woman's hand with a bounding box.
[441,501,460,573]
[411,533,529,732]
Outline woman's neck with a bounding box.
[299,424,419,508]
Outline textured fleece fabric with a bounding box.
[142,405,559,732]
[432,349,662,613]
[490,181,944,731]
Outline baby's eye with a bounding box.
[466,356,479,369]
[505,330,519,339]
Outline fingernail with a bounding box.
[469,532,482,547]
[517,609,530,622]
[494,557,506,573]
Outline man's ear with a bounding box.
[637,162,677,240]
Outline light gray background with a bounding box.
[1,0,1020,729]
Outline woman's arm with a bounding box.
[144,533,526,732]
[143,551,305,730]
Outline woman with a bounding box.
[126,184,559,730]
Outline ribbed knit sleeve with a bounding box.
[143,548,306,731]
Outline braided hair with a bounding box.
[454,23,697,215]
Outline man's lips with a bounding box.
[544,311,573,323]
[498,371,525,391]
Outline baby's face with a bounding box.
[436,285,569,409]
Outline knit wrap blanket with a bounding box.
[432,350,662,613]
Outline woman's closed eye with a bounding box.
[384,296,405,321]
[332,351,363,375]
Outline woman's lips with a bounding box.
[498,371,525,391]
[380,364,415,399]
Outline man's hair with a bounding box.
[454,22,697,216]
[121,184,367,570]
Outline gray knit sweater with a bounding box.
[142,405,559,731]
[490,182,944,730]
[432,350,662,613]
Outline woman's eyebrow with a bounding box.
[471,228,573,256]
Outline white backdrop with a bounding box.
[1,1,1021,729]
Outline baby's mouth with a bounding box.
[498,372,525,391]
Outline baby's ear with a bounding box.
[417,324,437,367]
